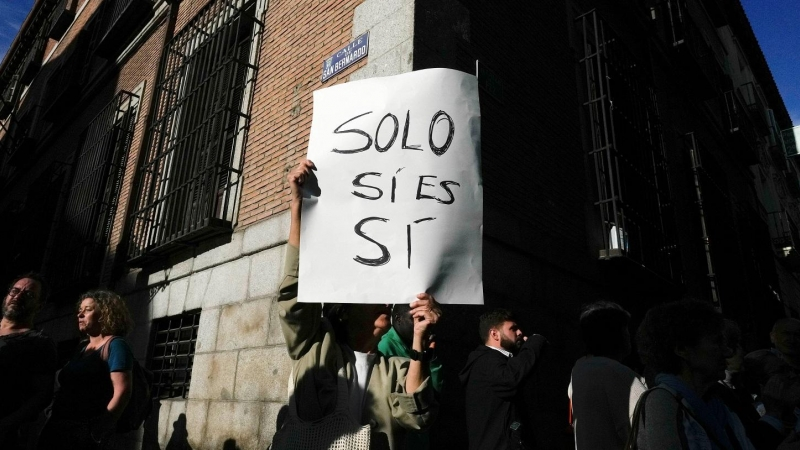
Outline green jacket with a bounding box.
[378,328,443,393]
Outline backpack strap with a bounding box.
[626,386,735,450]
[625,386,659,450]
[100,336,120,362]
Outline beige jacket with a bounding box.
[277,244,437,450]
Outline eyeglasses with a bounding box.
[7,287,37,301]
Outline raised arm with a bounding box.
[287,159,315,247]
[490,334,547,399]
[278,159,324,360]
[405,293,441,393]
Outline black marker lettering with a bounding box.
[402,110,422,150]
[354,217,391,266]
[437,180,461,205]
[375,113,399,152]
[407,217,436,268]
[416,175,437,201]
[351,172,383,200]
[391,167,404,203]
[332,111,373,154]
[428,110,455,156]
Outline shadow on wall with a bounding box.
[222,439,240,450]
[165,413,192,450]
[140,405,192,450]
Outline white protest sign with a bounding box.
[299,68,483,305]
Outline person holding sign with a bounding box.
[275,159,439,450]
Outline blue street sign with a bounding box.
[321,32,369,82]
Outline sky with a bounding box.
[0,0,797,126]
[0,0,35,63]
[741,0,800,126]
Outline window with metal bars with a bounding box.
[45,90,139,295]
[128,0,262,264]
[576,10,680,281]
[147,310,200,400]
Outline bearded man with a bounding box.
[459,309,547,450]
[0,273,57,449]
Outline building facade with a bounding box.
[0,0,797,448]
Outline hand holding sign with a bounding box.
[299,68,483,305]
[288,159,316,203]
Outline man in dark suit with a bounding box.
[459,309,546,450]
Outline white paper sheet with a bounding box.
[299,68,483,305]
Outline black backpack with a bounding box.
[101,337,155,432]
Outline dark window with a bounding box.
[147,310,200,400]
[576,10,680,281]
[128,0,262,264]
[45,90,139,295]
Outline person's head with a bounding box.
[324,303,392,349]
[77,290,133,337]
[479,309,524,352]
[770,318,800,358]
[579,301,631,359]
[3,273,47,324]
[637,300,731,383]
[722,318,744,372]
[391,303,414,347]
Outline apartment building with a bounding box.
[0,0,796,448]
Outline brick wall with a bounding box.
[238,0,369,227]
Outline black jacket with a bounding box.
[458,336,546,450]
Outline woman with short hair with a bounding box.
[38,290,135,449]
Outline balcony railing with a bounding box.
[785,169,800,199]
[723,89,760,165]
[699,0,727,27]
[764,109,788,170]
[2,105,42,168]
[651,0,730,99]
[93,0,154,58]
[783,126,800,158]
[576,9,680,282]
[0,75,20,119]
[768,211,800,269]
[48,0,76,40]
[42,33,88,122]
[20,34,47,85]
[738,81,769,135]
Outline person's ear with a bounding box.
[490,327,499,342]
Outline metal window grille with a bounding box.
[45,91,139,292]
[1,104,42,168]
[91,0,154,58]
[768,210,800,257]
[576,10,679,281]
[43,31,90,121]
[128,0,262,263]
[148,310,200,399]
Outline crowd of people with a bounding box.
[1,158,799,450]
[280,159,800,450]
[0,274,135,449]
